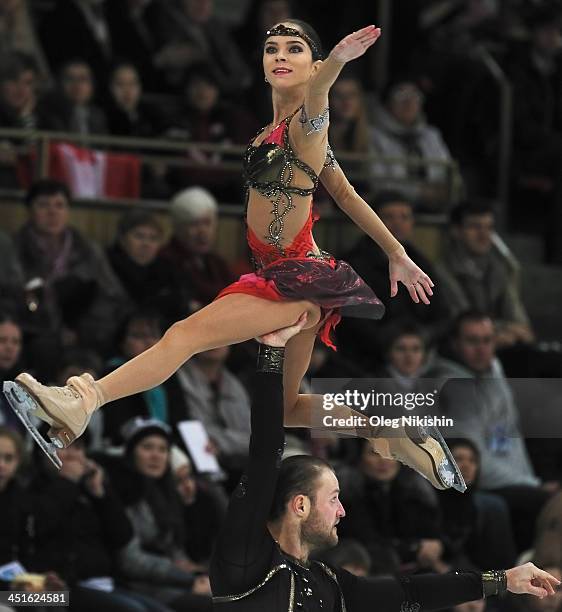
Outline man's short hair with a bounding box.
[382,318,427,354]
[117,210,163,239]
[24,179,71,208]
[0,51,38,83]
[269,455,334,522]
[372,190,412,212]
[450,309,492,339]
[450,200,494,226]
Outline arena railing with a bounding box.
[0,127,460,257]
[0,127,462,207]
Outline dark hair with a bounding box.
[269,455,333,521]
[0,51,38,83]
[116,210,163,240]
[450,309,492,339]
[24,179,71,208]
[446,437,481,487]
[0,311,21,328]
[383,318,427,355]
[60,58,93,78]
[124,424,172,457]
[450,200,494,226]
[114,309,164,349]
[110,61,140,81]
[373,190,413,212]
[446,437,480,463]
[57,348,103,379]
[0,426,25,463]
[264,20,324,61]
[382,79,423,104]
[122,426,184,543]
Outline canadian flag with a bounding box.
[18,142,141,199]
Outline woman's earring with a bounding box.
[264,76,269,82]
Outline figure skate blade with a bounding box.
[3,381,62,469]
[423,424,466,492]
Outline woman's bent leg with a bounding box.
[281,330,466,491]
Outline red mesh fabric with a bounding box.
[247,208,317,269]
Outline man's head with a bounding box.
[373,191,414,243]
[170,186,218,254]
[269,455,345,551]
[330,77,365,122]
[0,51,38,115]
[450,200,495,256]
[384,319,427,377]
[60,60,95,106]
[25,179,71,237]
[385,81,424,127]
[185,66,219,112]
[451,311,495,373]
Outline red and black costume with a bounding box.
[216,108,384,349]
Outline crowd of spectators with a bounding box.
[0,1,562,610]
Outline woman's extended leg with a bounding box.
[280,329,466,491]
[11,294,321,446]
[99,294,321,403]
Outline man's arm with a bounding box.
[210,314,308,596]
[337,562,560,612]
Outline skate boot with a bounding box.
[370,423,466,492]
[3,373,104,469]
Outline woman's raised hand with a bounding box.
[330,25,382,63]
[388,250,434,305]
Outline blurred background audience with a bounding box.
[0,1,560,600]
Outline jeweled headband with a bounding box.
[265,24,323,59]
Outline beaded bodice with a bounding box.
[244,108,319,257]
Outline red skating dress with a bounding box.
[215,110,384,349]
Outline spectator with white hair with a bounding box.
[160,187,234,307]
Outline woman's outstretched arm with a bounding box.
[305,26,381,118]
[320,163,434,303]
[290,26,381,152]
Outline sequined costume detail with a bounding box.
[216,109,385,349]
[299,105,330,135]
[244,108,318,256]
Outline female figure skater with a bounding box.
[5,21,464,491]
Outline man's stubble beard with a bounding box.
[301,508,338,552]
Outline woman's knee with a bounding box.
[163,316,199,352]
[301,303,322,328]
